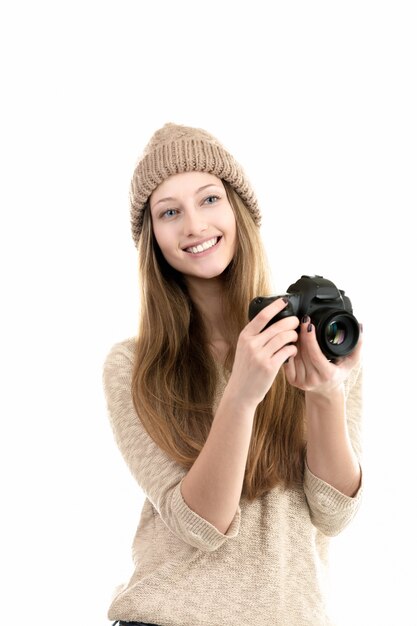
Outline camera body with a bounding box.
[248,275,360,360]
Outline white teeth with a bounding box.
[186,237,218,254]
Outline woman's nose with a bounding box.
[182,208,208,235]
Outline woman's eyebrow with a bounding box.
[152,184,222,209]
[152,196,176,209]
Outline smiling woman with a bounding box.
[102,122,363,626]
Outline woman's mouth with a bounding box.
[183,236,222,256]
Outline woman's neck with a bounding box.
[185,276,228,342]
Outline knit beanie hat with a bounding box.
[129,122,261,247]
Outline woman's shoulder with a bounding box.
[103,335,138,368]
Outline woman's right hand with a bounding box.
[227,298,300,408]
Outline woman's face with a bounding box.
[149,172,237,281]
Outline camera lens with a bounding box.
[314,310,360,359]
[326,320,347,346]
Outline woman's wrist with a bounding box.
[222,378,259,417]
[305,382,345,408]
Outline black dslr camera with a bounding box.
[248,275,360,360]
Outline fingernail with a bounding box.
[307,323,313,332]
[301,315,309,324]
[282,296,289,304]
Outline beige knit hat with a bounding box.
[129,123,261,247]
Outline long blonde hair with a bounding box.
[131,182,305,500]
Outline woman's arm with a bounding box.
[285,317,363,478]
[182,297,299,534]
[181,385,256,535]
[305,385,361,496]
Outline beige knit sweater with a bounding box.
[102,337,363,626]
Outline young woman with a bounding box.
[103,123,363,626]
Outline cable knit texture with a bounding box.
[102,337,363,626]
[129,123,262,247]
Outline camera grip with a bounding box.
[248,295,294,332]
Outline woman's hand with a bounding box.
[227,298,300,408]
[284,316,363,398]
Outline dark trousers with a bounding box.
[112,621,160,626]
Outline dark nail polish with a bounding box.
[282,296,289,304]
[302,315,309,324]
[307,323,313,332]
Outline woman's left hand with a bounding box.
[284,316,363,397]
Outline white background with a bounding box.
[1,2,416,625]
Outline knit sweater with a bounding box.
[102,337,363,626]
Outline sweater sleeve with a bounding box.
[303,363,363,537]
[102,339,241,552]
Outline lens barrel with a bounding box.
[313,309,360,359]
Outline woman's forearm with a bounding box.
[305,385,361,497]
[180,382,257,534]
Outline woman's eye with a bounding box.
[162,209,177,218]
[204,195,220,204]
